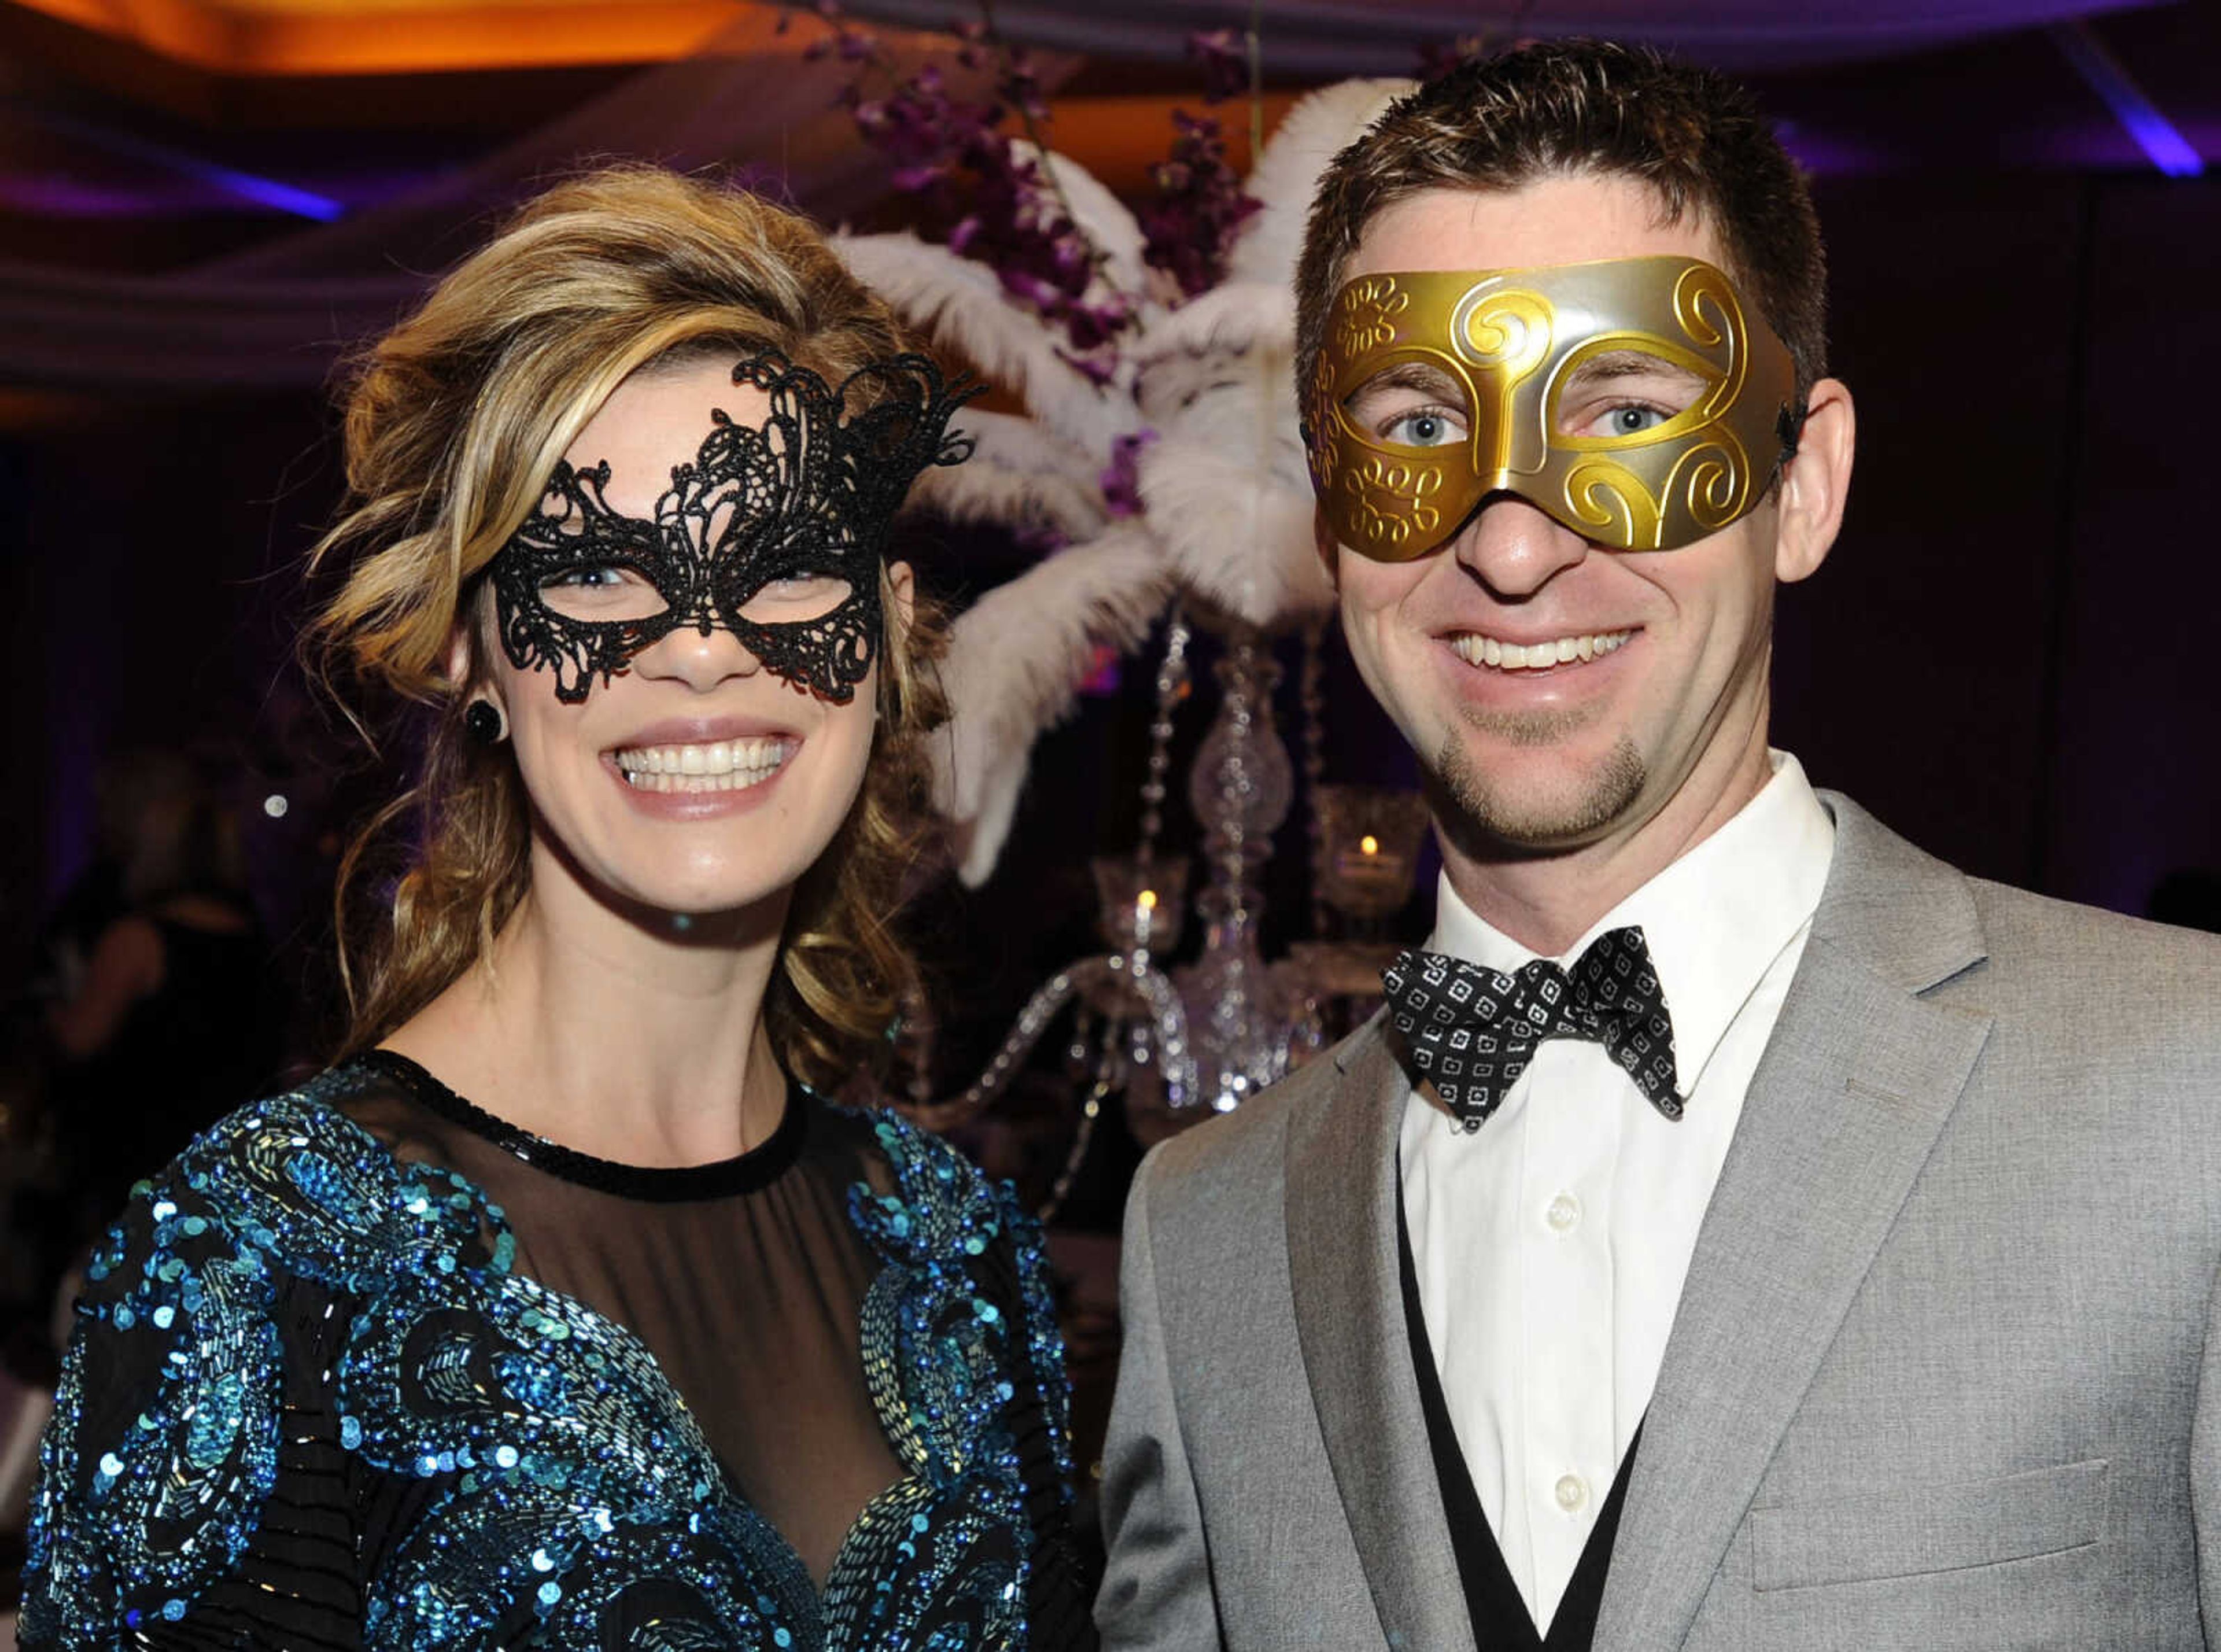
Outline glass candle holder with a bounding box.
[1092,854,1191,956]
[1314,784,1429,921]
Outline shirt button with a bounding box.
[1544,1192,1582,1233]
[1555,1473,1589,1513]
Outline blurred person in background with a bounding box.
[0,747,286,1378]
[42,748,286,1222]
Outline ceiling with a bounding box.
[0,0,2211,394]
[10,0,761,79]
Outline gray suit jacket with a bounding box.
[1096,794,2221,1650]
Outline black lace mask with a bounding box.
[488,351,975,705]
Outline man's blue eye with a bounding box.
[1386,411,1460,447]
[1605,406,1669,436]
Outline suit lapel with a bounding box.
[1286,1019,1480,1652]
[1593,796,1995,1652]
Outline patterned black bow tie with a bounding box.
[1382,927,1684,1132]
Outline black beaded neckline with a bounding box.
[351,1048,809,1203]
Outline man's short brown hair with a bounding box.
[1294,40,1827,411]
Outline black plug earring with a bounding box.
[464,699,506,747]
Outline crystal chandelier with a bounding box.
[910,604,1430,1206]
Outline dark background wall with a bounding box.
[1773,171,2219,912]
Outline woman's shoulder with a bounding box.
[21,1070,514,1649]
[842,1100,995,1208]
[100,1067,511,1292]
[833,1100,1046,1277]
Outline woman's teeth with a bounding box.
[1451,630,1633,670]
[613,737,793,793]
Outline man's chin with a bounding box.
[1426,732,1649,857]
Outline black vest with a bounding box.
[1396,1192,1641,1651]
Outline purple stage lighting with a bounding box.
[2049,21,2204,178]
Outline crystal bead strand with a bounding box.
[1039,1011,1123,1223]
[1123,604,1192,1070]
[1218,630,1254,940]
[1134,604,1192,868]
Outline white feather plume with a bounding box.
[1140,279,1293,361]
[843,79,1421,879]
[916,407,1108,539]
[1132,339,1331,628]
[934,521,1171,884]
[1227,78,1418,291]
[836,231,1143,457]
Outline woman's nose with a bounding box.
[632,620,764,691]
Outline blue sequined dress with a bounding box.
[18,1051,1097,1650]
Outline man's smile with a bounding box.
[1446,628,1637,672]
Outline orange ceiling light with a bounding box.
[0,0,788,73]
[1047,91,1300,193]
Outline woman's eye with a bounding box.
[756,576,844,600]
[534,563,666,620]
[549,566,626,589]
[1381,407,1464,447]
[738,574,853,624]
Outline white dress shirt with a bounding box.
[1399,751,1835,1632]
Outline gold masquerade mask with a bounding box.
[1306,256,1801,559]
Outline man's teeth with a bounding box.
[613,737,793,793]
[1451,630,1633,670]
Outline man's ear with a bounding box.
[1313,504,1343,591]
[1774,376,1855,585]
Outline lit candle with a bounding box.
[1332,834,1410,915]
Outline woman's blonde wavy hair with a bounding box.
[309,165,950,1093]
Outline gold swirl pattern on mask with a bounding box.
[1561,457,1666,550]
[1452,282,1555,376]
[1342,456,1447,553]
[1670,261,1752,417]
[1449,283,1554,474]
[1664,435,1754,534]
[1333,275,1411,359]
